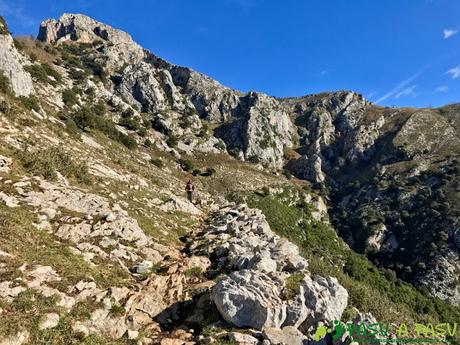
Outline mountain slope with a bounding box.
[0,12,459,345]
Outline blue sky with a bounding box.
[1,0,459,108]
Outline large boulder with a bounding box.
[212,270,290,329]
[211,269,348,331]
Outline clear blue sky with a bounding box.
[1,0,459,108]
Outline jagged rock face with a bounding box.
[281,91,460,306]
[170,66,242,123]
[418,251,460,305]
[216,92,296,168]
[0,18,34,96]
[38,13,145,69]
[283,91,375,181]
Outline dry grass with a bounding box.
[13,36,58,64]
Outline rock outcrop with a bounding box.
[0,17,34,96]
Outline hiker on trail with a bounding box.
[185,180,195,203]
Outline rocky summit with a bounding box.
[0,12,459,345]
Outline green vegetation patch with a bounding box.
[0,69,11,94]
[281,272,305,300]
[16,146,91,184]
[24,63,62,86]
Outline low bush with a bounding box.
[62,88,78,107]
[119,116,141,131]
[24,63,62,86]
[18,95,40,112]
[201,167,216,177]
[64,118,81,137]
[70,104,137,149]
[281,272,305,300]
[150,158,164,168]
[17,146,91,184]
[166,135,179,148]
[178,158,194,172]
[117,133,137,150]
[184,267,202,278]
[0,100,17,118]
[0,70,11,94]
[137,127,147,137]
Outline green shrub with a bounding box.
[0,70,11,94]
[70,104,135,149]
[92,101,106,116]
[201,167,216,177]
[81,56,107,81]
[179,116,193,129]
[0,100,16,117]
[117,133,137,150]
[184,266,202,277]
[281,272,305,300]
[142,116,152,128]
[18,95,40,112]
[119,116,141,131]
[64,118,81,137]
[137,127,147,137]
[43,44,56,55]
[108,304,125,317]
[121,108,134,118]
[24,63,62,86]
[144,138,152,147]
[166,135,179,148]
[72,106,96,131]
[68,68,87,82]
[247,155,260,164]
[62,88,78,107]
[17,146,91,184]
[150,158,163,168]
[178,158,194,172]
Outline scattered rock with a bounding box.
[160,196,202,215]
[38,313,60,330]
[262,326,308,345]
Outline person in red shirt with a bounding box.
[185,180,195,203]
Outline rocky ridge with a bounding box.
[37,13,296,169]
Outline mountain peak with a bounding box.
[38,13,135,47]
